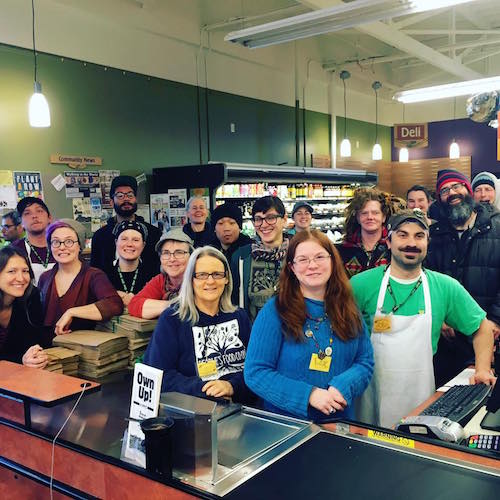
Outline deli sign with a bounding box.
[394,123,428,149]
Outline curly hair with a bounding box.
[343,188,392,238]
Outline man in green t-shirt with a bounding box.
[350,209,495,428]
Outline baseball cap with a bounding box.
[292,201,313,217]
[387,209,429,233]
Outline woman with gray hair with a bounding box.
[144,246,253,402]
[182,196,216,248]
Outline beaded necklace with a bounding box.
[117,264,139,294]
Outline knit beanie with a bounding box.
[212,203,243,228]
[436,169,472,195]
[472,171,496,191]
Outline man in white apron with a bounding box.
[351,209,495,429]
[11,197,56,285]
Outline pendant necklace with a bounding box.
[305,312,333,359]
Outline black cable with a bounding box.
[32,0,37,83]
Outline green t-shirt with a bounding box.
[350,266,486,354]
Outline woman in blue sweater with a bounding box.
[244,230,374,422]
[144,246,253,403]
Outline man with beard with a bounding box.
[11,197,56,285]
[426,169,500,386]
[351,209,495,428]
[91,176,161,277]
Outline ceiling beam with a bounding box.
[297,0,482,81]
[403,29,500,35]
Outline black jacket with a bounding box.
[182,222,217,248]
[0,288,51,364]
[425,204,500,325]
[213,232,253,264]
[90,215,161,277]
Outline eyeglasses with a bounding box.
[193,271,227,280]
[160,249,189,259]
[1,224,16,230]
[293,254,331,268]
[114,191,135,201]
[253,214,281,227]
[51,239,78,248]
[440,182,466,197]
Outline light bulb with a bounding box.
[449,140,460,159]
[372,143,382,160]
[399,147,409,163]
[29,82,51,128]
[340,138,351,157]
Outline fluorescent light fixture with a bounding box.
[449,140,460,159]
[399,147,409,162]
[394,75,500,103]
[340,138,352,158]
[225,0,479,49]
[372,143,382,160]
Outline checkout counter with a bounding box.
[0,362,499,499]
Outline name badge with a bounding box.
[309,353,332,372]
[197,360,218,378]
[373,316,392,333]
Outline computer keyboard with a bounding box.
[420,384,491,426]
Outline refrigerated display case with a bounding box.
[151,162,377,238]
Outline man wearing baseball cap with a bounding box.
[426,169,500,385]
[90,175,161,278]
[11,197,56,284]
[288,201,313,236]
[212,202,252,263]
[350,209,495,428]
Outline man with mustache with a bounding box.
[426,169,500,386]
[91,175,161,278]
[350,209,495,428]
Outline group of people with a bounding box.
[0,169,498,429]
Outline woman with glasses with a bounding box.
[108,220,157,306]
[128,229,194,319]
[244,230,374,422]
[0,246,49,368]
[144,246,253,402]
[39,220,123,336]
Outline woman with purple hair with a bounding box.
[38,219,123,336]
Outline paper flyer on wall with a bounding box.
[150,193,170,233]
[136,204,151,224]
[72,198,92,224]
[0,170,17,209]
[90,198,103,232]
[99,170,120,208]
[168,188,187,228]
[14,171,44,200]
[64,171,101,198]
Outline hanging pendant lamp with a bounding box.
[371,81,382,160]
[340,70,351,158]
[29,0,50,127]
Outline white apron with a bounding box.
[25,240,55,285]
[359,266,435,428]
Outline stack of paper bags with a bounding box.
[96,314,157,367]
[44,346,80,375]
[53,330,129,378]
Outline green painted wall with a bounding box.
[0,43,364,224]
[336,116,391,161]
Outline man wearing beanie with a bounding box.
[426,169,500,386]
[91,175,161,278]
[212,203,252,263]
[472,171,500,210]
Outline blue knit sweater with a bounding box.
[244,297,374,421]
